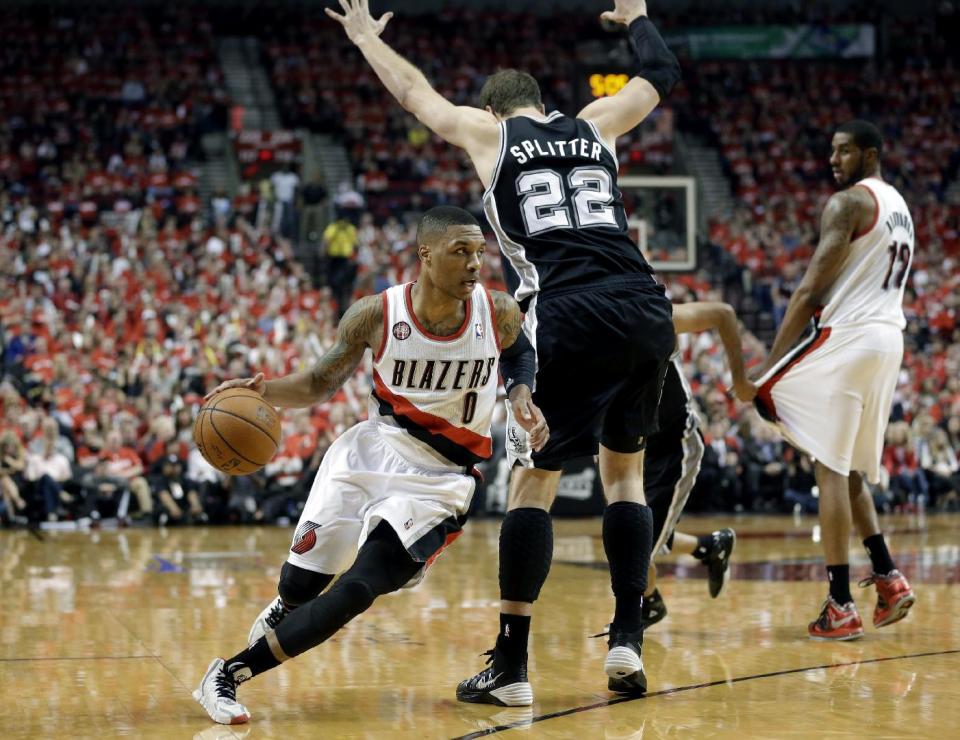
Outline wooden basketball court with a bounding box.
[2,513,958,738]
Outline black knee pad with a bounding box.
[348,521,423,596]
[278,561,333,608]
[499,507,553,603]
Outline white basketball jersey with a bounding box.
[369,282,501,470]
[819,177,914,329]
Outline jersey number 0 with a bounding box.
[516,167,618,235]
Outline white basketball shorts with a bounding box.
[755,322,902,484]
[286,420,477,581]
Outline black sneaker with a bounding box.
[704,528,736,598]
[456,649,533,706]
[604,626,646,694]
[642,588,668,628]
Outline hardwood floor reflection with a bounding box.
[2,513,958,738]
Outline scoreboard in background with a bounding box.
[578,66,634,107]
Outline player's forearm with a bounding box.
[262,372,331,409]
[354,33,430,111]
[715,306,748,386]
[762,288,817,374]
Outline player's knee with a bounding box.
[279,561,333,608]
[499,507,553,602]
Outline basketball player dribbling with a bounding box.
[750,120,917,640]
[193,207,549,724]
[327,0,680,702]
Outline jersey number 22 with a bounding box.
[516,167,618,235]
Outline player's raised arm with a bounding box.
[326,1,499,172]
[757,187,874,377]
[577,0,680,146]
[491,290,549,452]
[672,302,754,402]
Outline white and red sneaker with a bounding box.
[808,597,864,641]
[860,570,916,627]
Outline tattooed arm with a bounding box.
[205,295,383,409]
[491,290,523,349]
[757,188,872,377]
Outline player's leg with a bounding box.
[457,466,558,707]
[597,445,652,693]
[808,462,864,641]
[195,522,422,725]
[247,562,334,647]
[849,472,916,626]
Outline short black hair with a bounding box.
[836,119,883,158]
[416,206,480,245]
[479,69,542,116]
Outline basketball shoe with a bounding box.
[604,626,646,694]
[193,658,251,725]
[641,589,667,628]
[808,597,864,641]
[456,648,533,706]
[701,528,736,598]
[247,596,289,647]
[859,570,916,627]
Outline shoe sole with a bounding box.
[709,530,736,599]
[607,647,647,695]
[608,672,647,694]
[192,688,250,725]
[808,630,864,642]
[456,682,533,707]
[605,646,643,680]
[875,593,916,628]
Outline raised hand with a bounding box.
[600,0,648,26]
[204,372,266,402]
[325,0,394,44]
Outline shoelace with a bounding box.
[480,648,495,665]
[858,575,877,588]
[215,670,238,702]
[266,601,287,628]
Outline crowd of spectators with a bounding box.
[0,8,229,236]
[1,5,958,528]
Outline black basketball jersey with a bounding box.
[483,111,655,309]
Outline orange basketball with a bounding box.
[193,387,282,475]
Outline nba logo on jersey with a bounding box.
[393,321,411,340]
[474,322,484,340]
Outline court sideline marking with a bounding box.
[452,647,960,738]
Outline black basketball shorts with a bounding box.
[644,416,705,556]
[527,277,675,470]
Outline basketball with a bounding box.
[193,388,282,475]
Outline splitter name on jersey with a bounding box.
[510,137,604,165]
[389,358,497,391]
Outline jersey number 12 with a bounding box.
[516,167,618,235]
